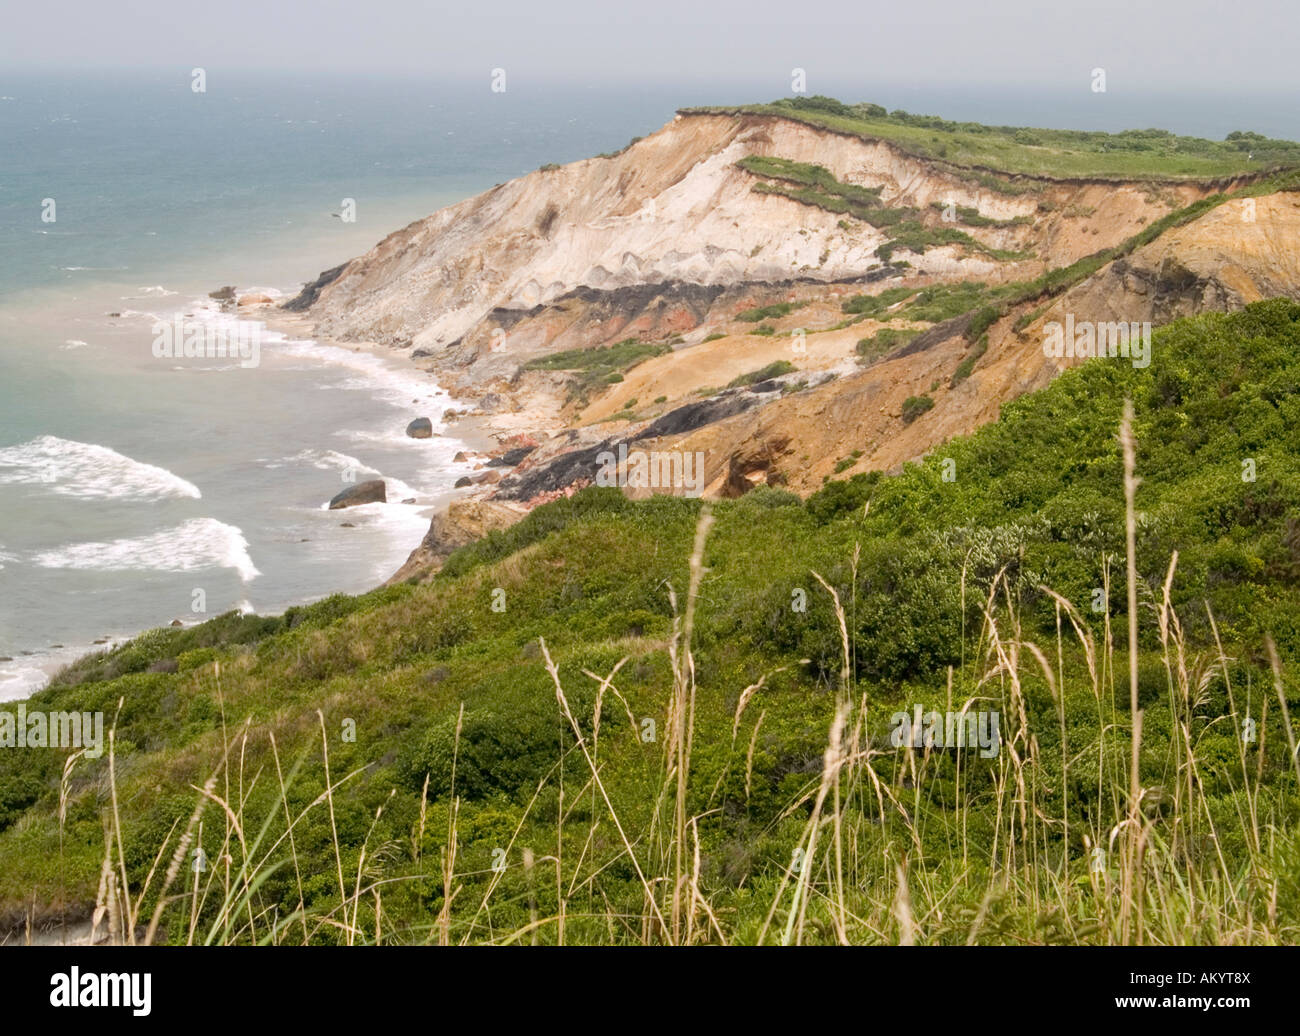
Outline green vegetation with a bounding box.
[692,96,1300,181]
[738,156,910,228]
[874,223,1032,263]
[727,359,797,388]
[844,281,992,324]
[834,450,864,474]
[842,285,916,317]
[929,201,1031,228]
[900,281,995,322]
[738,157,1034,261]
[840,164,1300,343]
[596,136,644,160]
[737,155,885,204]
[5,302,1300,945]
[522,338,671,404]
[965,305,1000,342]
[856,326,919,365]
[736,300,807,322]
[950,333,989,387]
[900,393,935,423]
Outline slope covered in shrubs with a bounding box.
[3,301,1300,944]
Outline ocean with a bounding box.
[0,71,694,699]
[3,71,1298,700]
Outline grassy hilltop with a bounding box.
[3,300,1300,944]
[685,95,1300,181]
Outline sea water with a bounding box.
[0,70,685,698]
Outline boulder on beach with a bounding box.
[471,470,502,485]
[454,476,472,488]
[453,451,469,463]
[329,479,387,509]
[237,293,275,307]
[406,417,434,439]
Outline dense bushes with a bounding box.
[7,302,1300,941]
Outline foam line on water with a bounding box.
[33,517,260,581]
[0,435,202,502]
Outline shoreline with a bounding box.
[0,286,502,703]
[257,304,556,461]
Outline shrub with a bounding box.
[902,394,935,423]
[857,326,919,364]
[727,360,797,388]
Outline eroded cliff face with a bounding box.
[619,193,1300,496]
[285,108,1300,578]
[299,112,1212,367]
[1041,193,1300,327]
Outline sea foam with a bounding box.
[33,517,260,582]
[0,436,202,502]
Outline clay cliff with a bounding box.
[281,105,1300,579]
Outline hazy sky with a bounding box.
[3,0,1296,96]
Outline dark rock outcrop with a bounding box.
[209,286,237,312]
[328,479,386,509]
[634,392,759,440]
[494,440,613,500]
[487,445,537,467]
[283,263,348,312]
[493,394,761,501]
